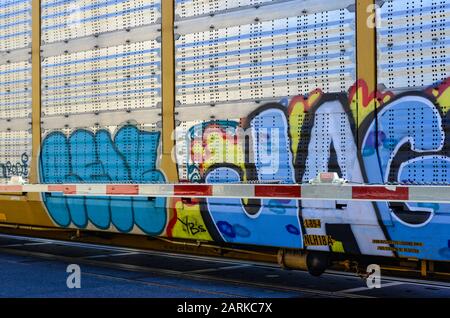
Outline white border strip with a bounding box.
[41,24,161,58]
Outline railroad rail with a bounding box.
[0,233,450,298]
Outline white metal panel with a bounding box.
[175,0,355,34]
[0,61,32,120]
[41,108,161,131]
[0,130,31,184]
[377,0,449,90]
[57,122,160,140]
[0,48,31,66]
[41,40,161,119]
[0,0,32,53]
[175,0,275,19]
[0,1,32,183]
[40,1,163,135]
[0,118,30,133]
[175,1,356,106]
[175,119,202,181]
[41,0,161,44]
[40,24,161,58]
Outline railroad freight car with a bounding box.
[0,0,448,276]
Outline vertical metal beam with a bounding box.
[2,0,53,224]
[356,0,377,125]
[428,260,435,274]
[160,0,178,182]
[421,260,427,277]
[29,0,41,185]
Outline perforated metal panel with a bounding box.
[0,0,32,184]
[377,0,449,89]
[175,1,356,107]
[40,0,163,186]
[175,0,274,19]
[375,0,449,187]
[40,122,162,184]
[372,96,449,185]
[41,0,161,44]
[175,118,244,182]
[41,41,161,117]
[300,110,357,183]
[0,61,31,120]
[41,0,162,120]
[0,0,32,51]
[0,131,31,183]
[175,120,202,181]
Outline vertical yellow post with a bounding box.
[428,260,434,273]
[356,0,377,126]
[421,260,427,277]
[160,0,178,182]
[29,0,41,186]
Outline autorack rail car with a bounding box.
[0,0,449,277]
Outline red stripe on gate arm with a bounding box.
[107,185,139,195]
[48,185,77,195]
[255,185,301,198]
[174,184,213,196]
[352,186,409,201]
[0,185,23,192]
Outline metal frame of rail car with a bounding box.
[0,0,449,277]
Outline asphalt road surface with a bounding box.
[0,234,449,298]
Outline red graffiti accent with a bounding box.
[166,198,179,238]
[426,77,450,98]
[204,125,240,145]
[190,123,241,175]
[288,88,323,114]
[202,126,227,163]
[166,197,203,238]
[348,79,394,108]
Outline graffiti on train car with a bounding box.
[0,153,29,179]
[166,197,212,240]
[184,105,303,248]
[40,125,167,235]
[178,78,449,258]
[39,78,450,260]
